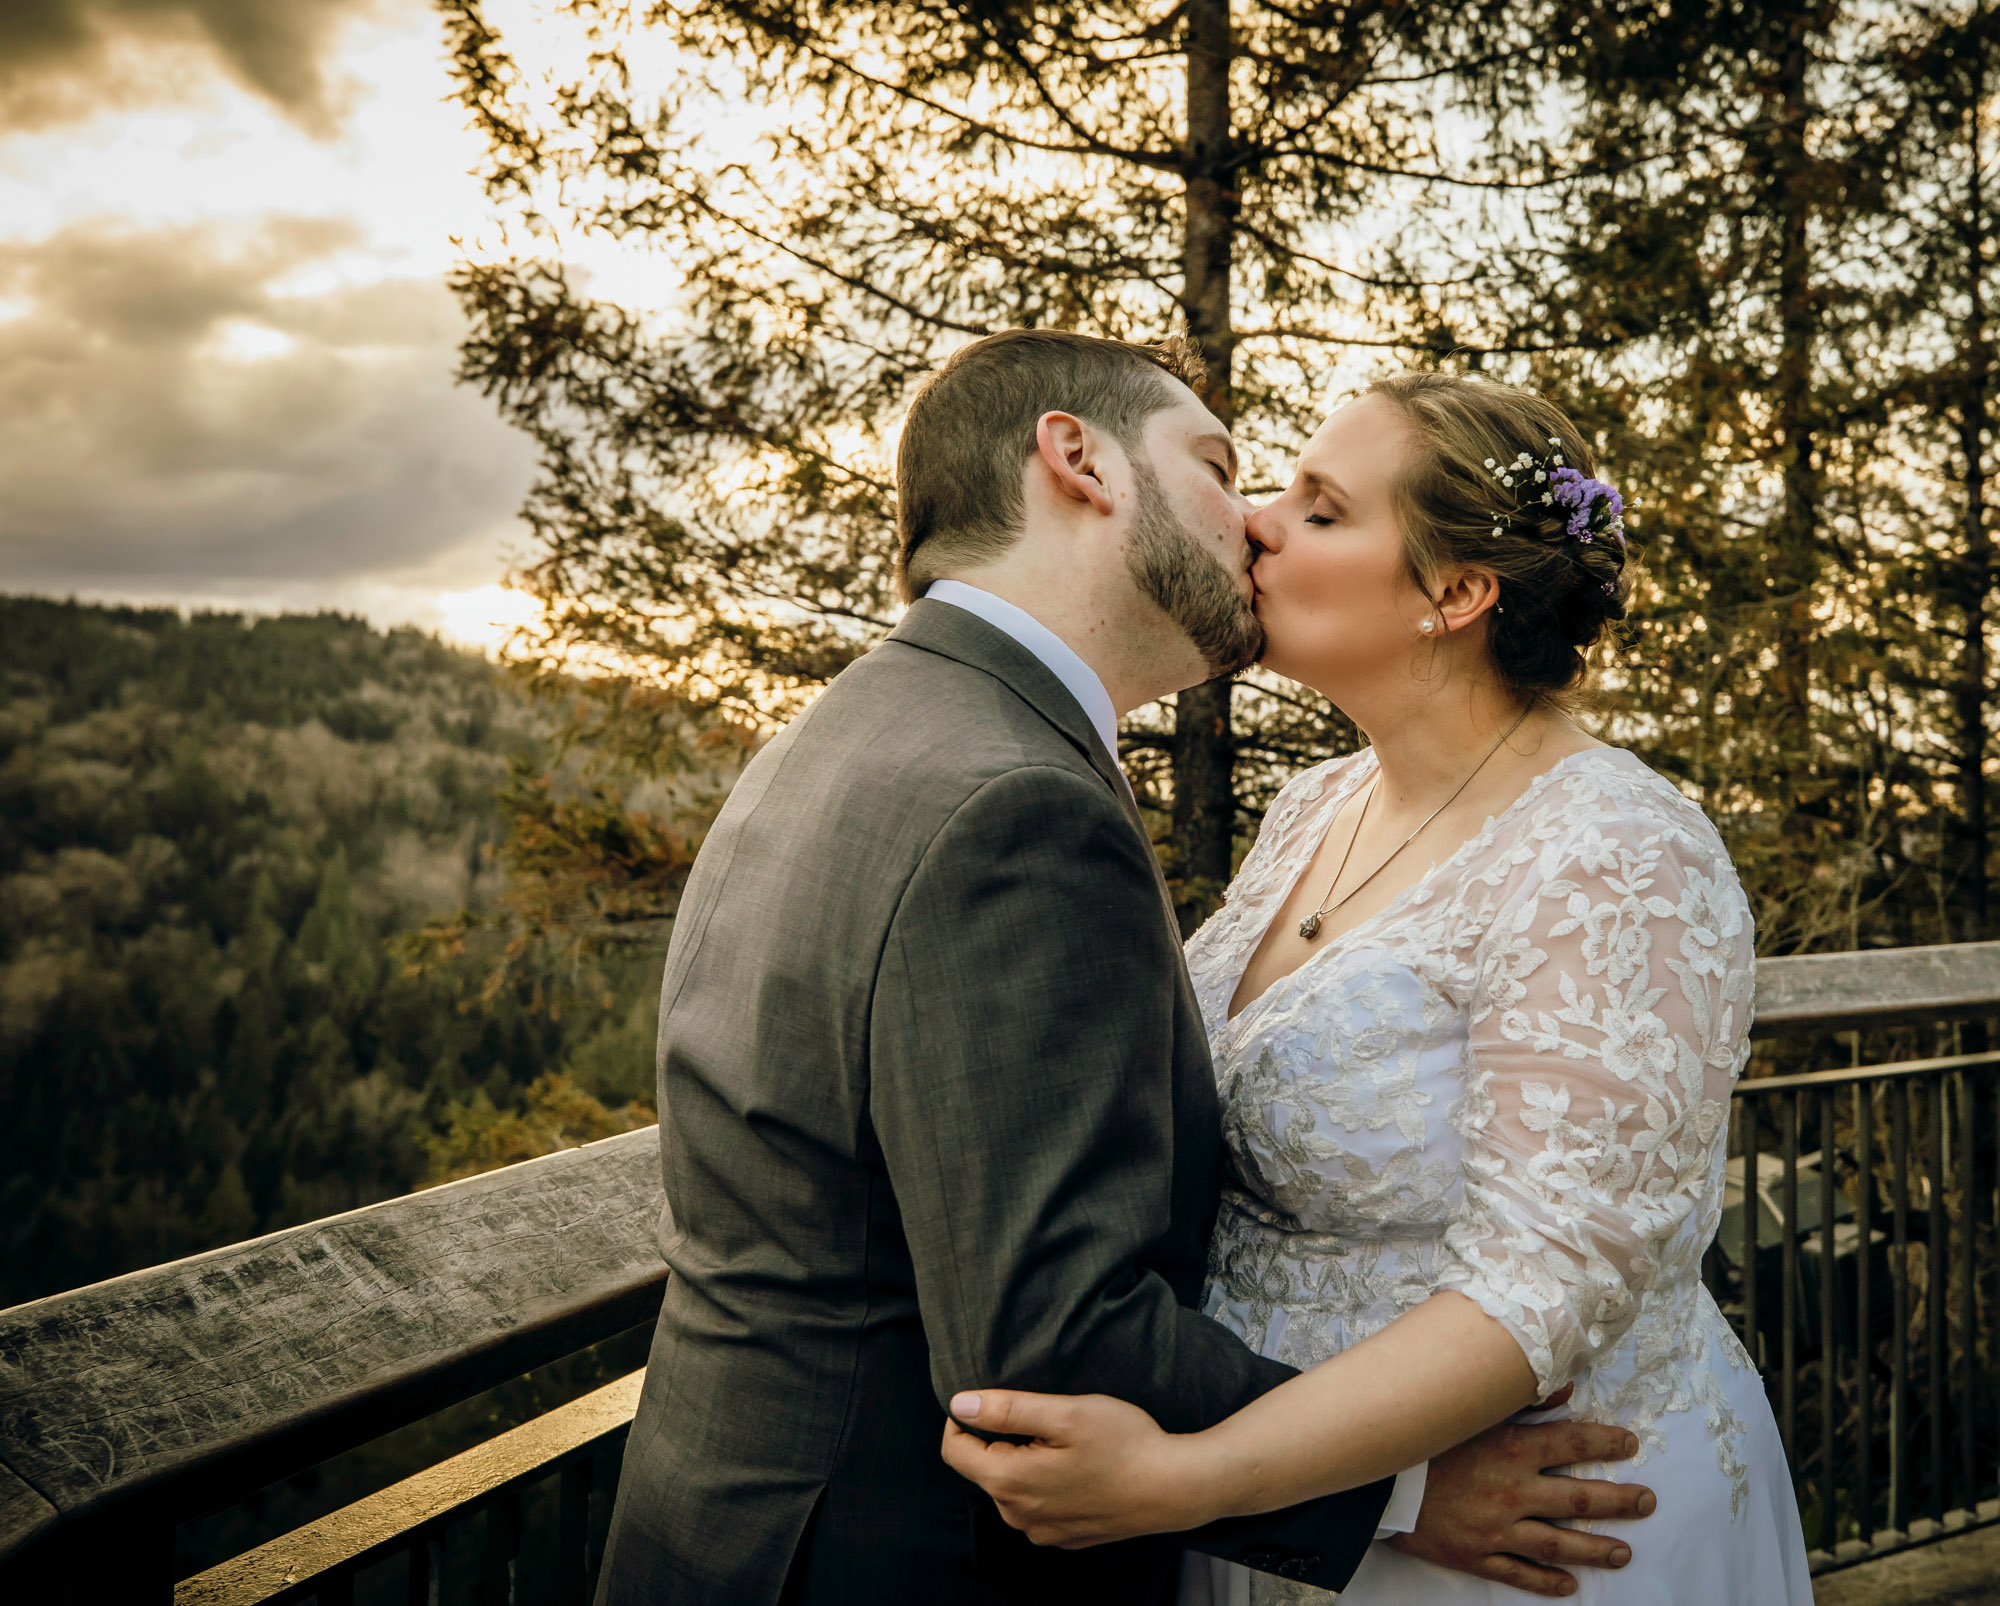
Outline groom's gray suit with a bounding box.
[595,599,1393,1605]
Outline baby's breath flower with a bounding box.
[1485,442,1631,555]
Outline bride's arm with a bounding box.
[1192,1290,1540,1512]
[942,1287,1551,1544]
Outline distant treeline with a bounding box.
[0,599,665,1309]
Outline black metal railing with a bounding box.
[1706,1049,2000,1569]
[0,940,1996,1602]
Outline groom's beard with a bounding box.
[1124,458,1265,677]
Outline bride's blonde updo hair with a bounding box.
[1367,371,1633,702]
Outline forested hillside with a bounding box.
[0,599,685,1308]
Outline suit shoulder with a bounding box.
[791,637,1101,794]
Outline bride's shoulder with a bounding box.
[1538,748,1743,887]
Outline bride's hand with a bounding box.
[939,1388,1214,1548]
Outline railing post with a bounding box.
[1855,1080,1874,1544]
[407,1529,442,1606]
[483,1488,522,1606]
[588,1440,623,1591]
[1928,1074,1947,1521]
[1818,1087,1836,1551]
[1890,1078,1911,1539]
[1743,1102,1761,1363]
[1957,1070,1977,1513]
[558,1455,595,1606]
[1781,1092,1799,1463]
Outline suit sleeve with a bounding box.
[870,764,1390,1589]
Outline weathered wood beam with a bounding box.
[0,1464,55,1554]
[1753,940,2000,1035]
[0,1128,666,1565]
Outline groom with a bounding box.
[596,330,1653,1604]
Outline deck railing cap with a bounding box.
[0,1126,668,1561]
[1753,939,2000,1035]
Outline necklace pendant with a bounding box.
[1298,912,1322,941]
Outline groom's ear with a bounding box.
[1033,411,1116,517]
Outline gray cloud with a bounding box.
[0,0,385,134]
[0,219,536,594]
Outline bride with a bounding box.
[941,372,1813,1603]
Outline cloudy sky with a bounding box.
[0,0,547,648]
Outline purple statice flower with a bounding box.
[1547,466,1626,546]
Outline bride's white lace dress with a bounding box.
[1180,747,1812,1604]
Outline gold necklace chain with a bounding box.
[1297,707,1532,942]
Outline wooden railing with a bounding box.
[1,940,1996,1603]
[0,1128,667,1603]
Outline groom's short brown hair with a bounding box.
[894,329,1206,602]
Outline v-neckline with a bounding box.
[1221,746,1617,1027]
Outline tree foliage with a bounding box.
[1488,0,1999,954]
[438,0,1996,958]
[0,599,683,1305]
[440,0,1592,920]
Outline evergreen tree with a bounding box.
[438,0,1571,921]
[1493,0,1919,952]
[0,599,682,1305]
[1877,0,2000,946]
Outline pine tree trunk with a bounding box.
[1770,20,1819,852]
[1956,70,1993,948]
[1171,0,1240,931]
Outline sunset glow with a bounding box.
[434,581,543,656]
[0,2,548,631]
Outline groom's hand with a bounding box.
[1389,1407,1656,1598]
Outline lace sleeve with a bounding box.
[1437,800,1754,1393]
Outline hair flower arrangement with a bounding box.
[1485,438,1632,595]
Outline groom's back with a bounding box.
[595,604,1213,1605]
[650,629,1088,1361]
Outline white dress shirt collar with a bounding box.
[923,580,1120,765]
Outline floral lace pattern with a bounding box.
[1188,747,1760,1573]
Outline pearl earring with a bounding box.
[1420,619,1437,635]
